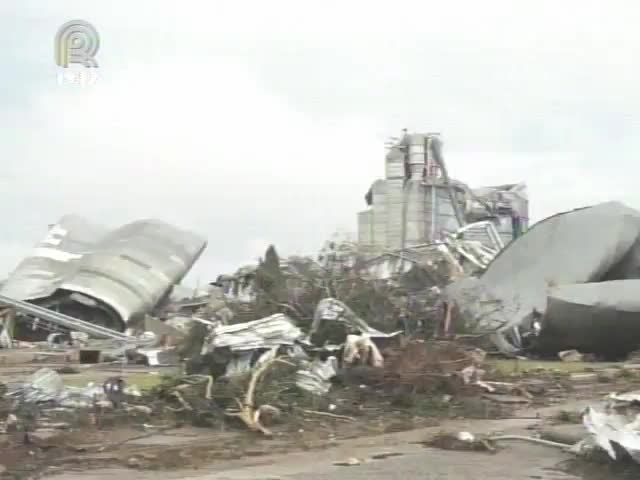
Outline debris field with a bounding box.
[2,132,640,477]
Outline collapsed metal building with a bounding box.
[447,201,640,357]
[357,132,529,252]
[0,215,206,340]
[351,132,530,284]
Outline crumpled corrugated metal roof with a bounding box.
[311,298,401,338]
[0,215,206,328]
[0,215,108,301]
[203,313,303,352]
[61,219,206,324]
[296,357,338,395]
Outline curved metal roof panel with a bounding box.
[0,215,108,300]
[61,219,207,324]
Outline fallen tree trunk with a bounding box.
[225,356,292,435]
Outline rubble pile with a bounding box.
[0,216,513,454]
[5,198,640,475]
[381,340,485,395]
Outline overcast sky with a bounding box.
[1,1,639,283]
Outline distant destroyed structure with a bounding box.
[357,131,529,252]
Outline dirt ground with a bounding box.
[2,354,640,479]
[39,409,640,480]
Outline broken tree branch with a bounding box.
[171,391,193,411]
[225,356,291,435]
[265,299,306,319]
[298,409,356,422]
[488,435,571,450]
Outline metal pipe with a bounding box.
[426,137,438,242]
[0,293,130,340]
[401,181,409,250]
[428,136,465,228]
[30,307,125,339]
[487,222,505,249]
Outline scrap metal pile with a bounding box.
[0,213,526,448]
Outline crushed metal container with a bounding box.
[446,201,640,355]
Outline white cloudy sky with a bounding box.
[1,1,639,282]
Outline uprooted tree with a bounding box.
[253,245,289,318]
[233,243,451,338]
[224,355,294,435]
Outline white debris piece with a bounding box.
[70,331,90,345]
[9,368,65,403]
[608,390,640,404]
[460,365,482,385]
[0,327,12,348]
[343,334,384,368]
[164,315,196,333]
[255,346,279,368]
[457,431,475,442]
[579,390,640,463]
[558,349,584,362]
[582,406,640,463]
[136,347,179,366]
[311,298,400,338]
[225,347,280,378]
[6,368,138,408]
[296,356,338,395]
[124,384,142,397]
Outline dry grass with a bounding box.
[488,359,618,375]
[381,340,476,394]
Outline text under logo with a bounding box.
[55,20,99,68]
